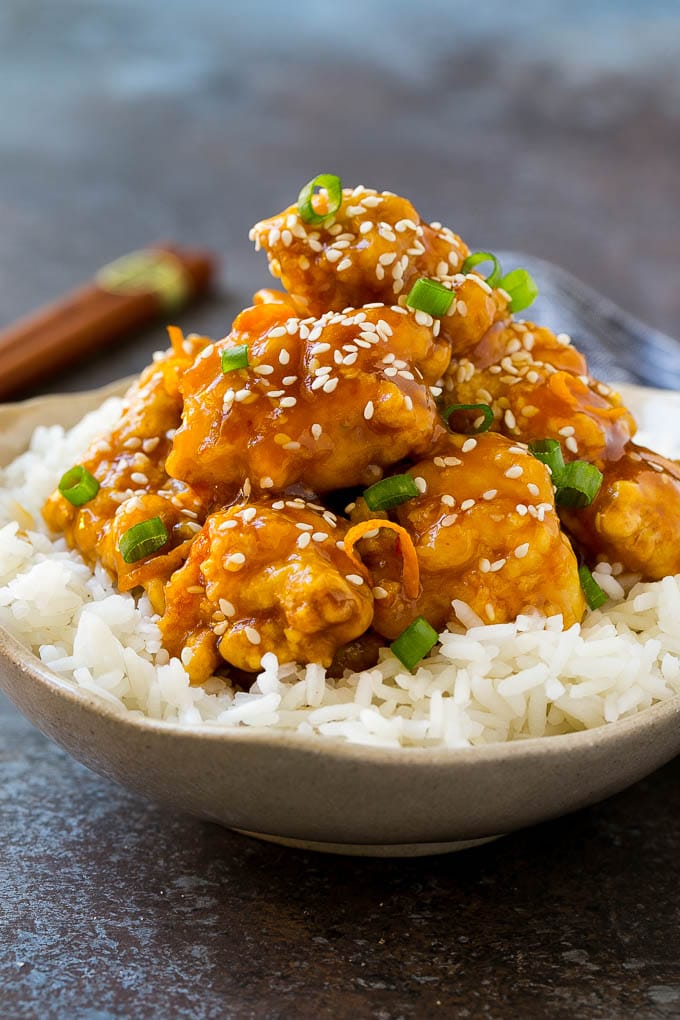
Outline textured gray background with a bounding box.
[1,2,680,1017]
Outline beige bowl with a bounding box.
[1,380,679,857]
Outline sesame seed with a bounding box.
[268,390,285,398]
[221,519,238,530]
[490,558,506,572]
[312,342,332,354]
[461,499,476,511]
[254,365,274,376]
[297,532,311,549]
[558,425,575,437]
[359,221,373,234]
[130,472,148,485]
[142,437,160,453]
[219,599,236,617]
[373,586,388,599]
[482,489,498,501]
[311,423,323,440]
[346,574,365,586]
[485,604,496,621]
[226,553,246,568]
[565,436,579,454]
[413,476,427,494]
[282,441,301,451]
[364,401,375,420]
[441,494,456,507]
[280,396,297,408]
[504,409,517,429]
[516,504,528,516]
[441,514,458,528]
[268,326,287,339]
[282,375,298,385]
[337,257,352,272]
[295,522,313,531]
[322,378,339,393]
[326,249,342,263]
[245,626,261,645]
[404,395,413,411]
[272,500,285,510]
[384,366,398,377]
[527,483,540,497]
[505,465,524,479]
[260,477,274,488]
[242,507,257,523]
[479,557,491,573]
[312,532,328,542]
[235,388,251,402]
[461,438,477,453]
[514,543,530,559]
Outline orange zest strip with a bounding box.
[166,324,185,350]
[343,520,420,600]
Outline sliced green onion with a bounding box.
[555,461,603,508]
[498,268,539,313]
[390,616,439,671]
[221,344,249,374]
[579,564,607,610]
[442,403,494,435]
[363,474,419,511]
[297,173,343,225]
[460,251,503,288]
[405,277,455,317]
[528,438,565,478]
[119,517,169,564]
[58,465,100,507]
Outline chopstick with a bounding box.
[0,243,217,399]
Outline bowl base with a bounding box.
[233,829,503,857]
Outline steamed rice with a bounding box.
[1,397,679,749]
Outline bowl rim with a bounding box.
[1,377,680,766]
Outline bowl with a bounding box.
[1,375,679,857]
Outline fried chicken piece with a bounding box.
[251,185,510,370]
[167,302,444,502]
[560,444,680,579]
[160,499,374,681]
[354,431,585,636]
[43,329,207,606]
[445,320,636,467]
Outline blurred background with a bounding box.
[0,0,679,392]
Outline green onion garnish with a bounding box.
[578,564,607,610]
[119,517,169,564]
[390,616,439,671]
[221,345,249,374]
[405,277,455,317]
[58,466,100,507]
[498,268,539,313]
[528,439,565,478]
[363,474,419,511]
[442,403,494,435]
[460,251,503,288]
[555,462,603,508]
[297,173,343,225]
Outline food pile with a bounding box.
[41,176,680,690]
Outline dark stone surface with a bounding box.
[1,2,680,1017]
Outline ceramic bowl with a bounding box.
[1,378,680,857]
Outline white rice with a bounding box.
[1,396,680,749]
